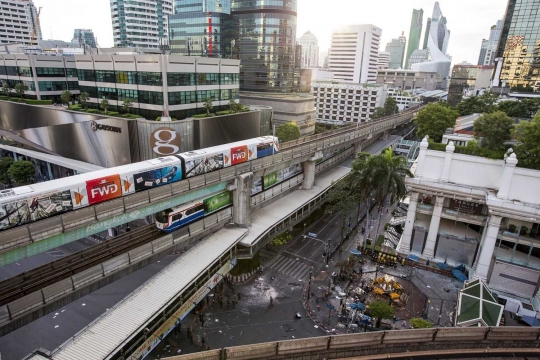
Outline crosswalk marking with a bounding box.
[266,254,311,279]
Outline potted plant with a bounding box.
[509,224,517,233]
[520,226,529,236]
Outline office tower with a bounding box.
[384,35,407,69]
[169,0,232,57]
[72,29,97,48]
[0,0,42,46]
[110,0,173,48]
[328,25,381,84]
[422,18,431,49]
[477,20,503,66]
[411,2,451,84]
[408,49,430,68]
[297,31,319,68]
[448,64,494,106]
[231,0,298,92]
[405,9,423,69]
[378,51,390,69]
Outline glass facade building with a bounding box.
[405,9,424,69]
[72,29,97,48]
[496,0,540,92]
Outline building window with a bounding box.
[138,72,162,86]
[95,70,116,83]
[138,90,163,105]
[167,73,195,86]
[169,91,197,105]
[66,68,78,78]
[5,66,17,76]
[77,69,96,82]
[220,73,239,85]
[36,67,66,77]
[116,71,137,84]
[18,66,32,77]
[117,88,138,102]
[197,73,219,85]
[79,85,97,97]
[68,81,79,91]
[197,89,219,102]
[98,87,118,100]
[38,81,68,91]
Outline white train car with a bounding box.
[177,136,278,178]
[0,156,182,231]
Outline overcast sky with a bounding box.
[33,0,509,65]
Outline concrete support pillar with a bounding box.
[381,130,389,140]
[497,153,518,200]
[233,172,253,228]
[146,214,155,224]
[398,192,419,254]
[474,215,502,281]
[352,142,362,158]
[108,228,116,237]
[415,136,429,178]
[302,160,316,190]
[422,196,445,258]
[440,141,455,182]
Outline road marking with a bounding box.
[272,257,290,270]
[280,259,298,274]
[295,237,320,255]
[283,251,319,265]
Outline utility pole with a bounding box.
[307,270,313,300]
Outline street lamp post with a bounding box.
[307,270,313,300]
[326,240,330,265]
[303,223,306,236]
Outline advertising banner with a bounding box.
[204,191,232,213]
[263,172,278,189]
[185,151,228,178]
[230,145,249,165]
[448,199,484,215]
[134,165,182,191]
[86,175,123,205]
[262,164,302,190]
[251,177,263,195]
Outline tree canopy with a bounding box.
[415,102,459,142]
[474,111,514,151]
[411,317,433,329]
[0,157,14,185]
[371,97,399,119]
[8,160,35,185]
[14,83,28,100]
[514,114,540,170]
[61,90,71,105]
[456,91,498,116]
[369,300,394,328]
[202,97,213,116]
[79,92,89,109]
[497,101,529,118]
[276,122,301,143]
[325,179,360,242]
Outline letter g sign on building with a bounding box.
[151,127,181,155]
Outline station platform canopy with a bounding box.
[456,279,503,327]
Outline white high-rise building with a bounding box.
[0,0,42,46]
[110,0,173,48]
[378,51,390,69]
[328,25,381,84]
[297,31,319,68]
[478,20,502,66]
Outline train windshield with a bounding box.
[155,209,172,224]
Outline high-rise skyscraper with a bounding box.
[478,20,503,66]
[297,31,319,68]
[405,9,423,69]
[411,2,451,84]
[110,0,173,48]
[231,0,298,92]
[493,0,540,91]
[169,0,232,57]
[0,0,42,45]
[384,35,407,69]
[422,18,431,49]
[378,51,390,69]
[328,25,381,84]
[72,29,97,48]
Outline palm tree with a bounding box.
[79,92,89,109]
[350,148,413,251]
[228,99,237,113]
[15,82,28,100]
[122,98,133,115]
[100,99,109,114]
[2,82,10,98]
[61,90,71,105]
[203,97,213,116]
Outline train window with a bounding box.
[257,144,271,152]
[156,210,172,223]
[172,213,183,222]
[185,204,204,216]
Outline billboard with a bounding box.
[184,152,227,178]
[231,145,249,165]
[133,165,182,191]
[151,127,181,156]
[86,175,123,205]
[263,172,278,189]
[204,191,232,213]
[251,177,263,195]
[261,164,302,190]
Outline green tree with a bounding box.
[415,102,459,142]
[369,300,394,328]
[60,90,71,105]
[79,92,89,109]
[276,122,301,143]
[497,100,529,118]
[122,98,133,114]
[8,160,35,185]
[228,99,239,113]
[203,97,213,116]
[271,231,292,247]
[100,99,109,114]
[371,97,399,119]
[474,111,514,151]
[371,107,387,119]
[2,82,10,98]
[325,180,360,244]
[14,82,28,100]
[514,114,540,170]
[411,317,433,329]
[521,98,540,117]
[478,90,498,111]
[0,157,14,185]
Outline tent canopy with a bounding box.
[456,279,503,327]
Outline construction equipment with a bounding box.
[30,6,42,46]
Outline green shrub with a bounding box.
[25,99,52,105]
[68,104,82,110]
[0,96,8,100]
[193,113,213,118]
[428,140,506,160]
[108,111,120,116]
[156,117,161,121]
[86,109,99,113]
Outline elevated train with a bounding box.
[0,136,279,233]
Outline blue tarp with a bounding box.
[521,316,540,327]
[350,302,366,310]
[437,262,450,270]
[452,269,467,281]
[350,249,362,255]
[407,254,419,261]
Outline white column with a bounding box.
[474,215,502,281]
[398,192,419,254]
[497,153,518,200]
[302,160,316,190]
[233,172,253,228]
[415,136,429,178]
[422,196,444,258]
[440,141,455,182]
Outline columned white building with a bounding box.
[297,31,319,68]
[110,0,173,48]
[398,137,540,300]
[328,25,381,84]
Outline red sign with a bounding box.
[231,145,248,165]
[86,175,122,205]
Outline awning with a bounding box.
[456,279,503,327]
[407,254,419,261]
